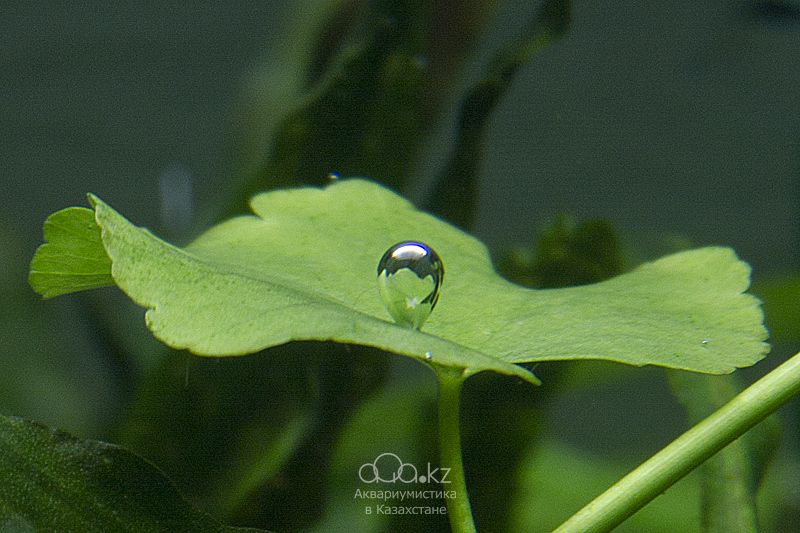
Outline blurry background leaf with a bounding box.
[497,214,624,288]
[754,274,800,345]
[229,0,502,214]
[0,414,270,532]
[508,438,702,533]
[668,370,781,532]
[427,0,571,228]
[303,358,440,533]
[119,342,387,530]
[0,225,118,438]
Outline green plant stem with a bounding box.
[554,351,800,533]
[436,367,477,533]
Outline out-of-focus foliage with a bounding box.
[509,438,702,532]
[668,371,772,532]
[427,0,571,228]
[755,274,800,345]
[1,225,116,437]
[498,214,624,288]
[0,414,271,532]
[120,343,388,530]
[231,0,504,211]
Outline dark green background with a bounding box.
[3,1,798,270]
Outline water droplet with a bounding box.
[425,351,433,361]
[377,241,443,329]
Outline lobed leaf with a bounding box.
[30,179,768,384]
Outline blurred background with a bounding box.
[2,0,799,531]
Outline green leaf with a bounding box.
[28,207,113,298]
[30,179,768,383]
[0,414,268,532]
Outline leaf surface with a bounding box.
[30,179,769,383]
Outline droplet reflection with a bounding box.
[377,241,443,329]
